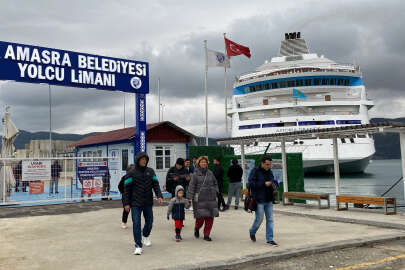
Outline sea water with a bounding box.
[304,159,404,206]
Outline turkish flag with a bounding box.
[224,37,251,58]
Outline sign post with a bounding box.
[135,93,147,162]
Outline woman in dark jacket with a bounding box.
[187,156,219,241]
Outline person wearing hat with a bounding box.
[166,158,187,198]
[225,158,243,210]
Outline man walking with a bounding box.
[248,156,279,246]
[165,158,187,198]
[124,152,163,255]
[225,159,243,210]
[213,157,226,211]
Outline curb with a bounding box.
[273,209,405,231]
[159,233,405,270]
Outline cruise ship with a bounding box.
[228,32,375,174]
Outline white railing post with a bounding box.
[64,159,67,201]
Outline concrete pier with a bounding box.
[1,201,405,270]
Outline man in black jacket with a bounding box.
[124,152,163,255]
[213,157,226,211]
[165,158,187,198]
[248,156,279,246]
[226,159,243,210]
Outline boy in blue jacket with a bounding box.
[167,185,190,242]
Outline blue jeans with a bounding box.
[131,206,153,248]
[49,177,58,194]
[249,202,274,242]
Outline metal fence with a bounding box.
[0,156,121,206]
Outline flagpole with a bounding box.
[157,78,160,122]
[204,40,209,146]
[223,33,229,137]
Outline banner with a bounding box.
[22,160,51,182]
[29,181,44,194]
[0,41,149,94]
[77,161,108,179]
[81,178,103,194]
[271,159,283,184]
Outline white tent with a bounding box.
[0,108,19,203]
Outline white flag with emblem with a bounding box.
[206,49,230,68]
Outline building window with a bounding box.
[279,81,286,88]
[296,79,304,87]
[305,79,312,86]
[338,79,344,85]
[344,79,350,86]
[314,78,321,85]
[256,84,262,91]
[263,83,270,90]
[249,86,255,93]
[330,78,337,85]
[122,149,128,171]
[321,78,329,85]
[287,80,295,87]
[155,146,171,170]
[271,82,278,89]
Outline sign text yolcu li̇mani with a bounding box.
[3,45,147,87]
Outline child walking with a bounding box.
[167,185,190,242]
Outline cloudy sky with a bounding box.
[0,0,404,137]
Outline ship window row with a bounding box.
[246,77,350,93]
[238,120,362,130]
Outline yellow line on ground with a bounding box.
[373,246,405,253]
[336,254,405,270]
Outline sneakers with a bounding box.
[250,234,256,242]
[188,206,194,211]
[203,236,212,241]
[121,223,127,229]
[234,206,239,210]
[223,205,229,211]
[143,237,151,247]
[175,235,181,242]
[267,240,278,246]
[194,229,200,239]
[133,247,142,255]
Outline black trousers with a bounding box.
[217,192,226,209]
[122,208,130,223]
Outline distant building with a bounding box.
[15,140,76,158]
[71,121,196,188]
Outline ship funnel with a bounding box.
[279,32,309,56]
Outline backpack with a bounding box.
[244,192,257,213]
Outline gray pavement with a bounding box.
[1,201,405,270]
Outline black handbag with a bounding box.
[244,191,257,213]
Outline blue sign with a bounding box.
[293,88,307,99]
[0,41,149,93]
[77,161,109,179]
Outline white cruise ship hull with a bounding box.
[228,33,376,174]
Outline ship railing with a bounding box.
[237,64,360,82]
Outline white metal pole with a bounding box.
[158,78,160,122]
[64,159,67,201]
[240,142,246,190]
[223,33,229,137]
[281,138,288,193]
[333,137,340,195]
[123,93,126,128]
[204,40,209,146]
[49,84,52,157]
[2,161,5,203]
[400,132,405,200]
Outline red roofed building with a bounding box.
[72,121,196,188]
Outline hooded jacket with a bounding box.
[165,165,187,197]
[123,152,163,207]
[167,185,190,220]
